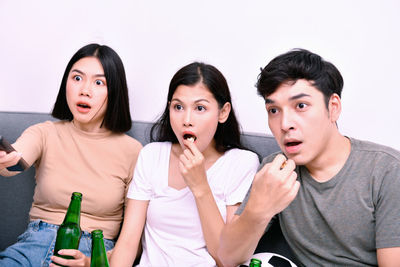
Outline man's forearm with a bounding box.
[218,211,272,267]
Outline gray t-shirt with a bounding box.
[237,137,400,266]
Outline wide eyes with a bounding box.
[95,80,105,86]
[172,104,206,112]
[297,103,308,109]
[71,75,105,86]
[174,104,183,111]
[266,102,308,114]
[196,105,206,111]
[268,108,278,114]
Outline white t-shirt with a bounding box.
[127,142,260,267]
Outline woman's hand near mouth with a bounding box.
[178,139,210,198]
[178,139,226,266]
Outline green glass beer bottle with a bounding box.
[90,229,110,267]
[53,192,82,265]
[249,258,262,267]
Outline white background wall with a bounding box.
[1,0,399,150]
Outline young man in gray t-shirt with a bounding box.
[218,49,400,266]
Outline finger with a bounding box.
[289,180,301,200]
[183,151,204,167]
[287,171,298,188]
[177,149,192,169]
[178,160,189,177]
[271,154,288,171]
[258,154,286,181]
[183,139,200,155]
[51,255,69,265]
[182,148,194,161]
[51,251,86,267]
[280,159,296,178]
[0,151,20,166]
[2,151,15,159]
[255,162,272,178]
[284,159,296,171]
[179,153,191,166]
[58,249,81,257]
[10,151,22,162]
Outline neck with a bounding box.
[306,133,351,182]
[201,140,223,162]
[72,119,107,133]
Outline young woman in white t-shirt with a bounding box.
[109,62,260,266]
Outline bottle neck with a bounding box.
[91,230,109,266]
[249,259,262,267]
[92,235,106,250]
[63,197,81,225]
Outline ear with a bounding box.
[328,93,341,123]
[218,102,231,123]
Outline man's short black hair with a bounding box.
[256,48,344,107]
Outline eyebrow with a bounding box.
[265,93,311,104]
[71,69,105,78]
[170,98,210,103]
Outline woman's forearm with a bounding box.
[109,199,148,267]
[193,185,225,265]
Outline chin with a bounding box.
[286,154,307,166]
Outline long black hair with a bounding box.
[150,62,244,153]
[52,43,132,133]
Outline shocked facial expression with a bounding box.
[169,83,229,153]
[66,57,108,132]
[265,79,339,166]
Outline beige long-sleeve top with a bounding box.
[1,120,142,239]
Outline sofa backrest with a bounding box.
[0,111,280,251]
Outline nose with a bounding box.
[183,109,193,127]
[79,81,91,97]
[280,110,295,132]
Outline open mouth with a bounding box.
[285,141,301,147]
[183,133,197,142]
[77,103,91,110]
[284,140,302,154]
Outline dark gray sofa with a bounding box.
[0,111,299,265]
